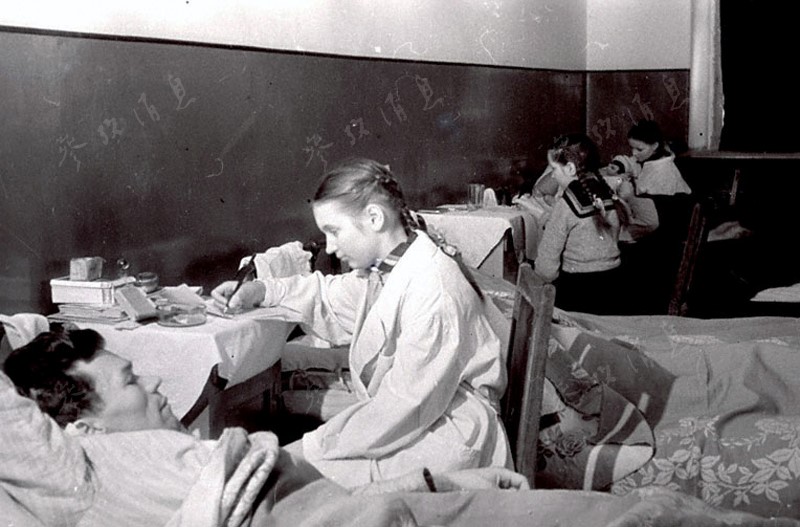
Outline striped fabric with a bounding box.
[531,328,675,490]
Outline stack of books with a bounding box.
[48,303,130,324]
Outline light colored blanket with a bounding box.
[73,428,280,527]
[167,429,280,527]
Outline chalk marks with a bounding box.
[585,41,610,51]
[55,134,86,173]
[54,73,208,176]
[303,133,334,173]
[301,70,453,173]
[589,117,617,147]
[0,222,40,258]
[663,75,689,111]
[168,74,197,111]
[206,157,224,178]
[344,118,370,146]
[43,96,60,107]
[392,42,429,58]
[478,29,498,65]
[97,117,124,145]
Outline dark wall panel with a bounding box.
[0,29,585,313]
[585,70,690,162]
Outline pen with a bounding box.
[224,253,257,314]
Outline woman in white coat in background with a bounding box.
[212,158,512,488]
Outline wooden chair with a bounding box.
[668,199,711,316]
[500,262,556,486]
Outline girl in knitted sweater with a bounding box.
[533,134,629,314]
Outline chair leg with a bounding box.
[668,203,709,316]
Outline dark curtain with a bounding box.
[719,1,800,152]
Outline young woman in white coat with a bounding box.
[212,158,512,488]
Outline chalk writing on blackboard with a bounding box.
[345,118,371,146]
[56,134,86,173]
[303,72,456,174]
[207,157,224,178]
[381,91,409,125]
[590,117,617,147]
[97,117,124,145]
[134,92,161,126]
[663,75,688,111]
[168,74,197,111]
[415,75,443,111]
[304,133,334,172]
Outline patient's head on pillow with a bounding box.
[4,328,181,433]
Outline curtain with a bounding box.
[688,0,723,150]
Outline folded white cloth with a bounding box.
[239,241,313,279]
[0,313,49,349]
[483,188,498,207]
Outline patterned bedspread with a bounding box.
[555,310,800,520]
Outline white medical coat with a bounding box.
[265,231,512,487]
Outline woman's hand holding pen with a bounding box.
[211,280,267,312]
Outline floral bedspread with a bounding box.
[555,310,800,520]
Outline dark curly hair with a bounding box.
[3,328,104,427]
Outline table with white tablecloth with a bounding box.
[79,309,292,436]
[418,205,541,281]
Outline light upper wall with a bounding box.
[0,0,586,69]
[586,0,692,70]
[0,1,691,70]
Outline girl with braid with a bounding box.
[533,134,630,314]
[212,157,512,489]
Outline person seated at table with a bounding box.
[1,326,529,527]
[616,120,694,313]
[598,153,659,243]
[212,157,512,489]
[511,161,559,223]
[532,133,629,315]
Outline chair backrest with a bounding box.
[500,262,556,486]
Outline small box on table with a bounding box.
[50,276,136,305]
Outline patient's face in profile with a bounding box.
[71,351,181,433]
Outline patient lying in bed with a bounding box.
[2,326,794,526]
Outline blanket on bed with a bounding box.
[73,427,280,527]
[555,311,800,520]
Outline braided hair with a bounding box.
[313,158,484,300]
[550,134,629,229]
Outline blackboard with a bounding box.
[0,28,586,313]
[585,70,690,160]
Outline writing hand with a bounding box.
[210,280,267,311]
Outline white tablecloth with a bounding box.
[79,310,291,418]
[419,206,541,269]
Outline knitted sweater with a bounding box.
[534,184,622,282]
